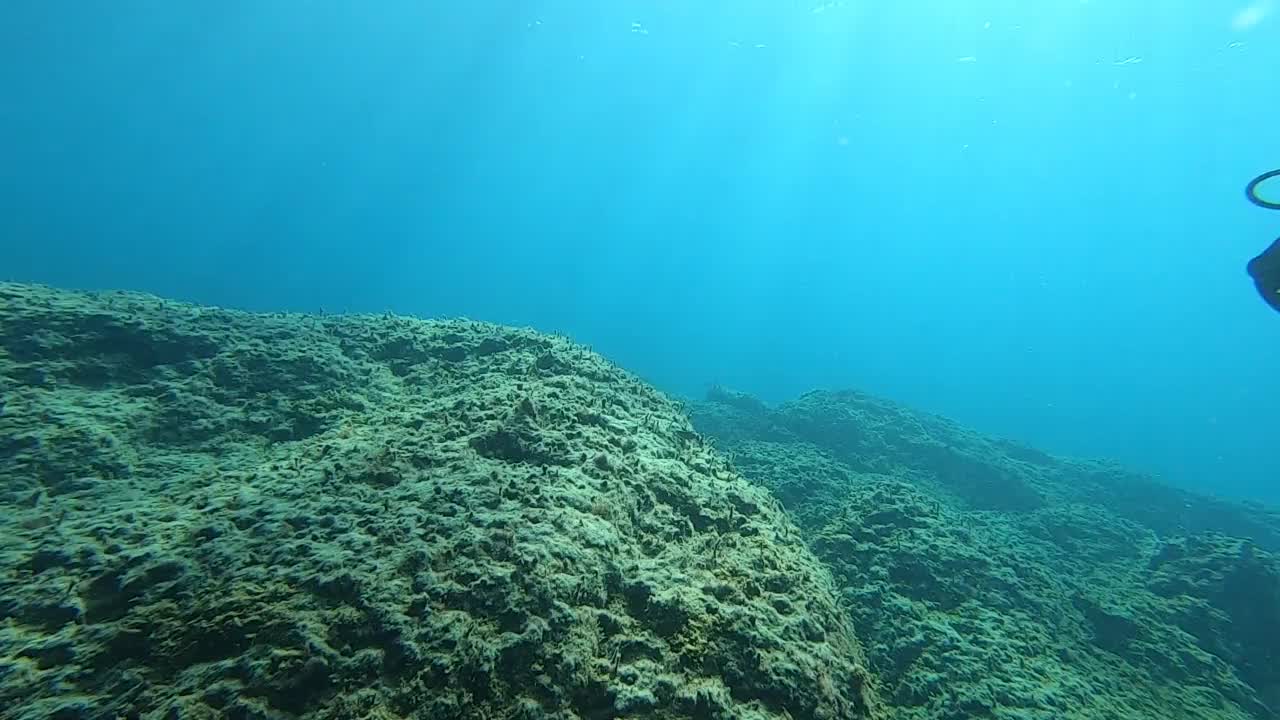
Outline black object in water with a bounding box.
[1247,237,1280,313]
[1245,170,1280,313]
[1246,169,1280,210]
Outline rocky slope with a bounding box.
[4,280,1275,720]
[0,283,885,720]
[688,388,1280,720]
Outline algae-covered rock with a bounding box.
[0,283,885,720]
[690,387,1280,720]
[1147,533,1280,705]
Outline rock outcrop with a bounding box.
[0,284,885,720]
[689,388,1280,720]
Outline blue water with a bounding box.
[2,1,1278,504]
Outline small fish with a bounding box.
[1247,237,1280,313]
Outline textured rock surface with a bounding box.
[0,284,885,720]
[689,388,1280,720]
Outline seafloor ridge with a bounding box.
[0,281,1275,720]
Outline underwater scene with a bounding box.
[2,2,1279,719]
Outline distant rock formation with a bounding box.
[689,387,1280,720]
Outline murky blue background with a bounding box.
[3,1,1278,502]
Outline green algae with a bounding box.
[688,389,1280,720]
[0,283,883,720]
[3,280,1276,720]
